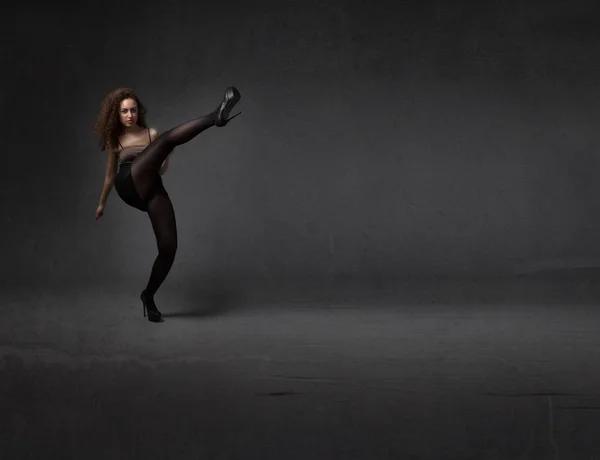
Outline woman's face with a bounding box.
[119,98,138,128]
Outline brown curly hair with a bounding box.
[93,88,149,152]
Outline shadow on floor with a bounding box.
[162,278,245,318]
[153,268,600,319]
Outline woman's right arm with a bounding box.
[98,149,117,208]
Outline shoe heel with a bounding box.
[224,111,242,125]
[140,291,162,323]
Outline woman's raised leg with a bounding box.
[130,86,241,202]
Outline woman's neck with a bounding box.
[122,124,144,135]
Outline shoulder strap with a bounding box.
[148,128,151,143]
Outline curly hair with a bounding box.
[93,88,148,152]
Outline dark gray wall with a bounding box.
[3,0,600,287]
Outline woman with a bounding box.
[93,86,241,323]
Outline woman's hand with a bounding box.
[95,204,105,220]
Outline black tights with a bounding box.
[131,109,218,298]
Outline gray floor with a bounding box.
[2,273,600,459]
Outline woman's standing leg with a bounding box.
[140,187,177,322]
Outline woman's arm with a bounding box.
[98,149,117,207]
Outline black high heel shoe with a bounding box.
[215,86,242,127]
[141,290,163,323]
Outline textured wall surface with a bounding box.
[3,0,600,286]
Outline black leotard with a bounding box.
[114,129,167,212]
